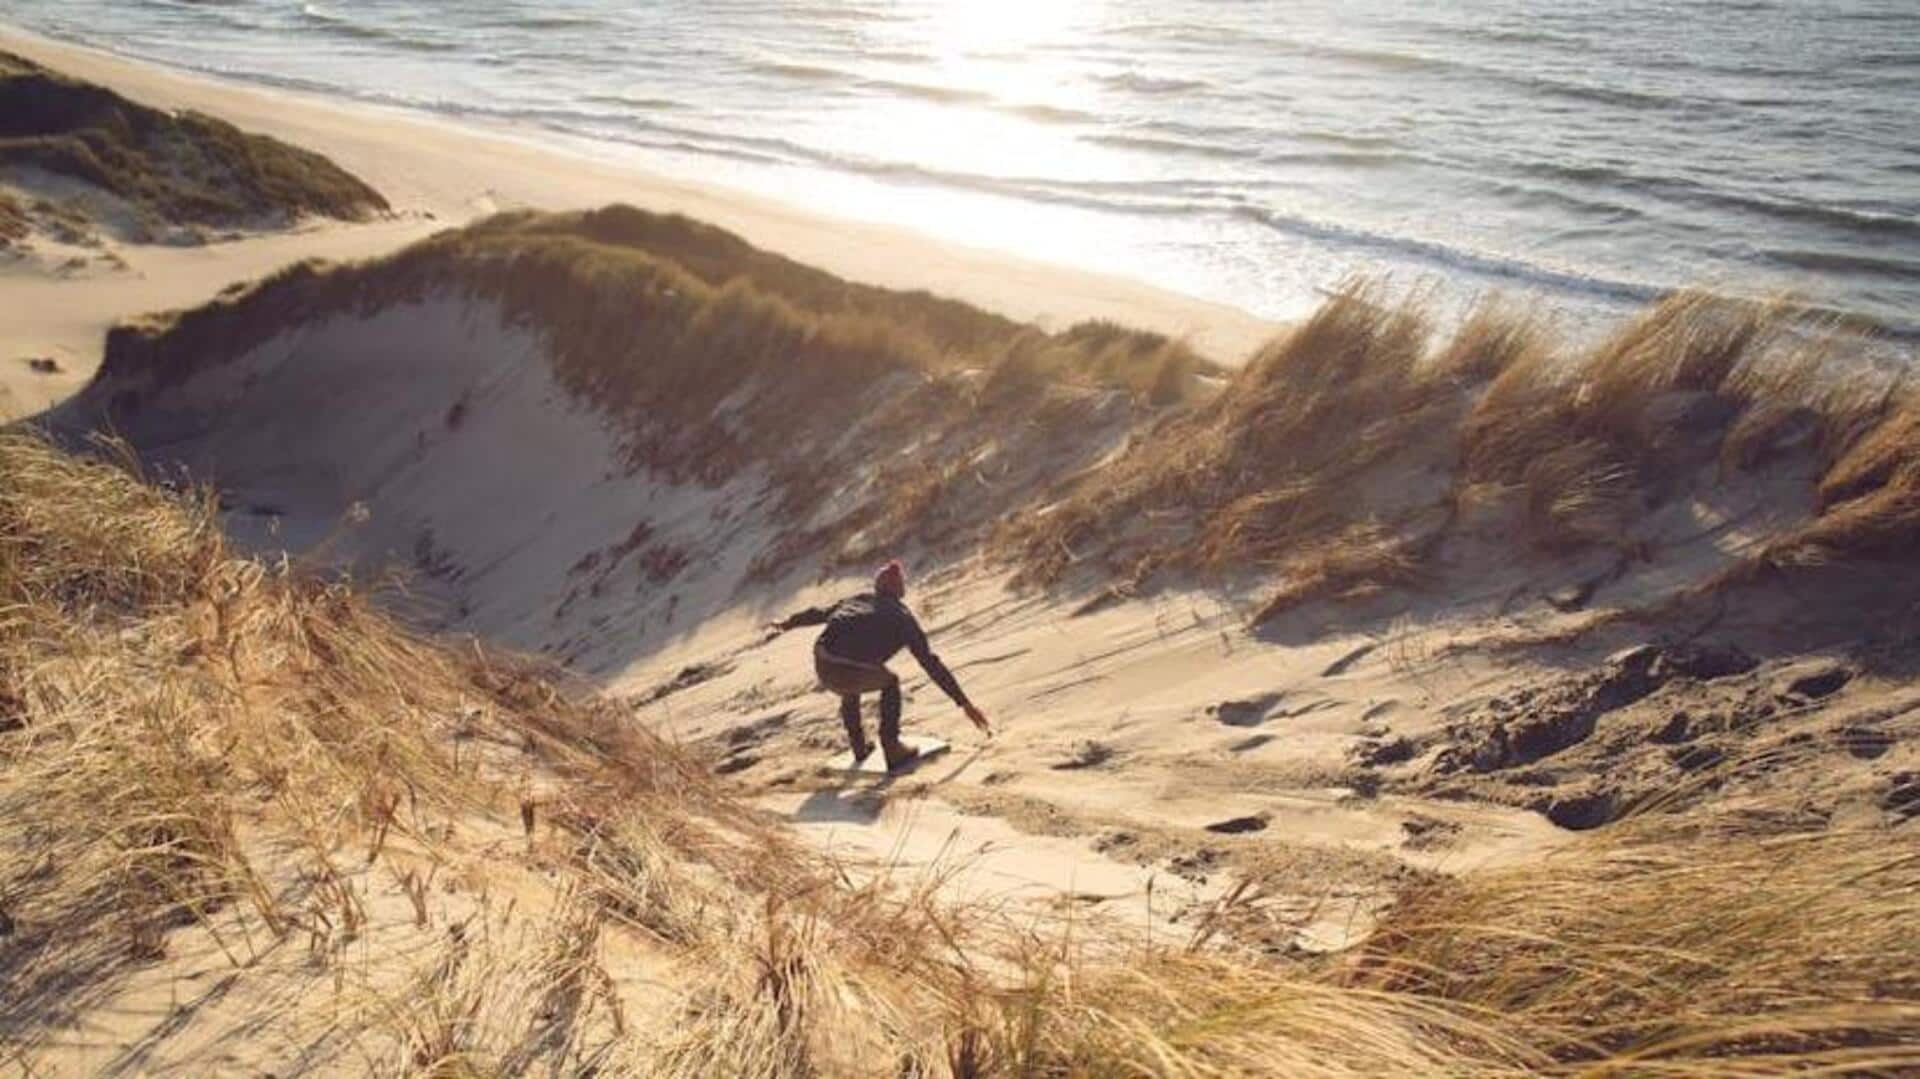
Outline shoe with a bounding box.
[882,742,921,773]
[850,741,874,767]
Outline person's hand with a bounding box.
[964,704,992,735]
[763,620,787,634]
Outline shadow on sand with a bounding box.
[788,742,990,826]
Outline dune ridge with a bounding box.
[77,208,1920,634]
[0,47,386,247]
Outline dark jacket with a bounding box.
[782,592,973,709]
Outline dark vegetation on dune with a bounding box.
[95,206,1211,572]
[99,206,1207,406]
[1010,285,1920,623]
[0,49,386,235]
[0,188,26,245]
[91,206,1920,635]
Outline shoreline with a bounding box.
[0,23,1280,403]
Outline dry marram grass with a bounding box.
[0,426,1914,1074]
[1007,280,1919,622]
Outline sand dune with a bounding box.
[2,25,1916,1079]
[9,223,1916,1068]
[53,208,1918,960]
[0,47,386,236]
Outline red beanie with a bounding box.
[875,559,906,596]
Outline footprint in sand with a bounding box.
[1225,733,1275,753]
[1321,642,1377,677]
[1360,699,1402,723]
[1273,698,1339,720]
[1051,740,1117,770]
[1208,692,1284,727]
[1204,814,1270,835]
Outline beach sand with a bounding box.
[0,24,1277,425]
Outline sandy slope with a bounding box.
[52,292,1231,935]
[47,289,1388,940]
[67,272,1913,970]
[5,408,1912,1074]
[0,22,1277,427]
[20,222,1919,1074]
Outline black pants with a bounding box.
[814,644,902,760]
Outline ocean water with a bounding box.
[8,0,1919,341]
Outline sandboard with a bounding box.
[830,735,950,776]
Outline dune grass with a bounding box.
[77,205,1917,626]
[97,206,1209,425]
[1773,395,1920,563]
[0,188,25,245]
[1002,279,1915,622]
[89,206,1211,585]
[1450,290,1917,574]
[1001,281,1464,590]
[0,48,387,235]
[1,422,1914,1074]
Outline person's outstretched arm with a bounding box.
[769,605,833,632]
[905,621,992,733]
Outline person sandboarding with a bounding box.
[769,560,990,773]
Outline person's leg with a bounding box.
[839,693,871,762]
[878,673,919,771]
[816,646,899,766]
